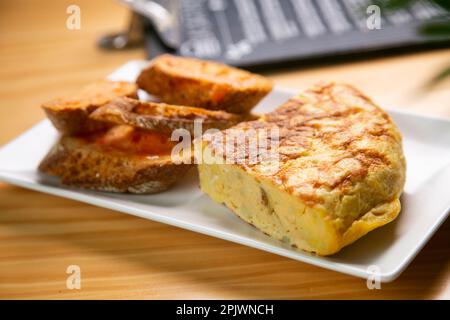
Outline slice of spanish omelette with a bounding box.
[196,82,406,256]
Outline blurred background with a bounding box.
[115,0,449,67]
[0,0,449,142]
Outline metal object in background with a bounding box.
[98,0,179,50]
[97,12,145,50]
[121,0,179,49]
[99,0,450,68]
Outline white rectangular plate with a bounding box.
[1,61,449,282]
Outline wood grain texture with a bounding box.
[0,0,449,299]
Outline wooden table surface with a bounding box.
[0,0,449,299]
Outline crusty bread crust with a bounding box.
[39,126,192,194]
[42,80,138,135]
[136,54,273,114]
[90,97,244,135]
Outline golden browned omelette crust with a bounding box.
[42,80,137,135]
[90,97,244,135]
[136,54,273,114]
[199,82,406,255]
[39,125,192,194]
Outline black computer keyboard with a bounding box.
[143,0,450,67]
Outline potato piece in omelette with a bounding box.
[196,82,406,256]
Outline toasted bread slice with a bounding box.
[39,125,192,194]
[42,80,138,135]
[90,97,245,135]
[136,54,273,114]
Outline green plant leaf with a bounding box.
[373,0,450,85]
[432,0,450,11]
[420,21,450,36]
[426,65,450,88]
[375,0,450,11]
